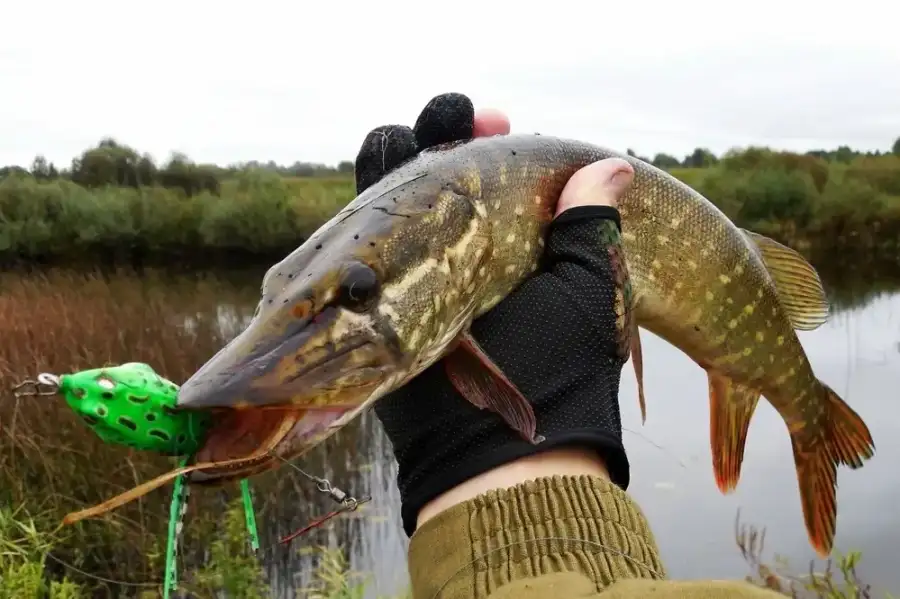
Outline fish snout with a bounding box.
[177,304,401,411]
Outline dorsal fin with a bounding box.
[742,229,830,331]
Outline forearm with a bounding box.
[417,447,609,528]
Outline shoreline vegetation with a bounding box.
[2,137,900,271]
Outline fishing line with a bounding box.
[845,306,853,400]
[622,426,688,469]
[38,508,353,593]
[430,535,666,599]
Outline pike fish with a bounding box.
[64,134,874,557]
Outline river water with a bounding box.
[182,273,900,598]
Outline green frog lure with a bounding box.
[14,362,256,598]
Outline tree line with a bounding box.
[1,136,899,269]
[0,138,356,198]
[629,141,900,169]
[4,136,899,196]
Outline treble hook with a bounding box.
[12,373,61,397]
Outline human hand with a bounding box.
[353,93,635,537]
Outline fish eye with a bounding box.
[337,262,379,312]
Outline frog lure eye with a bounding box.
[12,362,368,597]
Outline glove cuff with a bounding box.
[550,205,621,233]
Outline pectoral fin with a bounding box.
[741,229,830,331]
[707,371,761,493]
[444,330,542,444]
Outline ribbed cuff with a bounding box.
[407,474,666,599]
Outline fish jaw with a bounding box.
[170,147,510,481]
[184,400,378,484]
[171,302,405,483]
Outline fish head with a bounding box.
[175,150,493,482]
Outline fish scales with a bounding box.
[69,134,874,559]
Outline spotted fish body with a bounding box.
[72,134,874,557]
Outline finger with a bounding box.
[555,158,635,217]
[412,93,475,150]
[354,125,418,194]
[473,108,511,137]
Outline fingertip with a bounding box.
[473,108,511,137]
[601,158,635,188]
[413,93,475,149]
[355,125,418,194]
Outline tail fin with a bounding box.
[790,381,875,557]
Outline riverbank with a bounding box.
[2,148,900,269]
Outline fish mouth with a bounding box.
[174,307,401,483]
[179,337,395,482]
[184,404,358,484]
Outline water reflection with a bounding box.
[194,275,900,597]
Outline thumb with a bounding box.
[554,158,635,218]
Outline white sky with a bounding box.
[1,0,898,169]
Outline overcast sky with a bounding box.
[1,0,898,169]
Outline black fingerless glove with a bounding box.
[354,93,632,537]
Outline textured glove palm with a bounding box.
[353,93,633,536]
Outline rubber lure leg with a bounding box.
[240,479,260,552]
[163,458,190,599]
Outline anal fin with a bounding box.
[707,371,761,493]
[444,330,542,444]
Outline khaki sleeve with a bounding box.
[485,572,788,598]
[603,578,790,598]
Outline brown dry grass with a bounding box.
[0,269,255,592]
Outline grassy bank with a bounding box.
[0,270,406,597]
[2,142,900,269]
